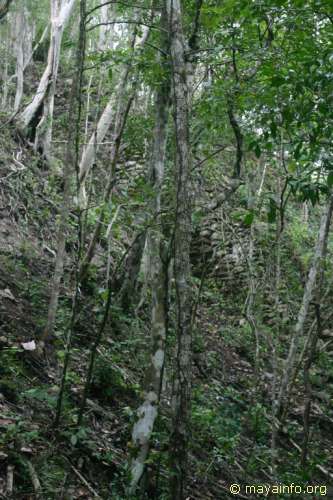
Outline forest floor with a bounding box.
[1,130,333,499]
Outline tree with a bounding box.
[16,0,76,157]
[12,3,31,112]
[276,193,333,419]
[166,0,193,497]
[78,18,152,207]
[129,6,170,492]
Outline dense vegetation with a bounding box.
[0,0,333,498]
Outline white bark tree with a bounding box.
[16,0,76,157]
[78,21,151,207]
[129,10,170,492]
[98,1,116,51]
[12,3,32,113]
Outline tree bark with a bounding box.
[166,1,193,498]
[98,1,115,51]
[118,230,146,312]
[12,4,25,112]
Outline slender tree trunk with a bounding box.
[1,19,10,109]
[270,174,284,476]
[16,0,76,157]
[78,93,135,280]
[54,0,86,427]
[6,23,49,95]
[98,2,115,51]
[129,18,170,491]
[227,98,243,178]
[13,5,24,112]
[78,67,128,206]
[244,171,260,372]
[167,1,193,498]
[301,302,321,466]
[119,230,146,312]
[301,214,329,465]
[276,193,333,419]
[41,2,79,342]
[78,22,150,207]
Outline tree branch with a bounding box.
[86,20,164,32]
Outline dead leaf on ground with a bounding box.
[0,288,16,301]
[21,340,36,351]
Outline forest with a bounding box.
[0,0,332,498]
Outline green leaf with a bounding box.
[327,173,333,188]
[282,107,293,125]
[308,189,318,206]
[267,198,277,223]
[243,211,255,226]
[294,143,302,160]
[255,144,261,158]
[271,76,285,87]
[270,122,277,138]
[288,161,297,173]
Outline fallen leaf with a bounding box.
[21,340,36,351]
[0,288,16,301]
[21,447,33,454]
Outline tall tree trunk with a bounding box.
[276,193,333,419]
[12,4,25,112]
[11,3,32,113]
[98,1,115,51]
[16,0,76,157]
[6,22,49,102]
[167,1,193,498]
[129,13,170,491]
[53,0,86,427]
[42,0,84,344]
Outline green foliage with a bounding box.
[0,348,25,402]
[91,355,137,405]
[191,386,242,463]
[246,403,270,442]
[22,386,58,410]
[1,0,333,497]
